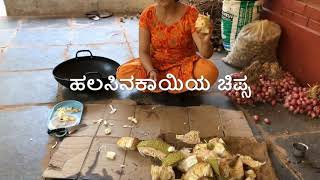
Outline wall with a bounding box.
[4,0,153,16]
[263,0,320,84]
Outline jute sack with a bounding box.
[223,20,281,68]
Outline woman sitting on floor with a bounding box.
[116,0,219,94]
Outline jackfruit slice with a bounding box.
[195,14,211,34]
[182,162,214,180]
[239,155,266,170]
[117,137,140,150]
[193,143,219,162]
[207,138,226,157]
[162,151,186,166]
[208,138,225,145]
[176,130,201,145]
[193,143,208,153]
[151,165,175,180]
[137,139,170,160]
[178,155,199,172]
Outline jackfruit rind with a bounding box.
[137,139,171,160]
[138,147,167,160]
[162,151,186,166]
[207,143,215,150]
[137,139,170,154]
[240,155,266,170]
[151,165,175,180]
[176,130,201,145]
[182,162,213,180]
[207,158,220,176]
[230,158,244,180]
[219,158,231,178]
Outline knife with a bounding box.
[48,124,87,135]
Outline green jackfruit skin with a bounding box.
[137,139,170,154]
[208,158,228,180]
[207,143,215,150]
[162,151,185,166]
[207,158,220,176]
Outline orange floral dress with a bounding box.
[116,4,219,93]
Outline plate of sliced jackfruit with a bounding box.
[47,100,84,130]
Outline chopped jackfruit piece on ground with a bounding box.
[240,155,266,170]
[176,130,201,145]
[182,162,214,180]
[162,151,186,166]
[117,137,140,150]
[137,139,171,160]
[151,165,175,180]
[178,155,199,172]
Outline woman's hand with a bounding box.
[148,69,158,81]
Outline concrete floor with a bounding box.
[0,15,319,179]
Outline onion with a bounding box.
[253,115,259,123]
[264,118,271,125]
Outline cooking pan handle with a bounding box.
[76,50,93,59]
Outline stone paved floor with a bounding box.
[0,15,319,180]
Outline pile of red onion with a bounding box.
[223,72,320,119]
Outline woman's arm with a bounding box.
[192,23,214,59]
[139,27,157,80]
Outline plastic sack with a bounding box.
[222,0,262,51]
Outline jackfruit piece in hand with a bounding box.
[151,165,175,180]
[117,137,140,150]
[178,155,199,172]
[195,14,211,34]
[240,155,266,170]
[182,162,213,180]
[162,151,186,166]
[176,130,201,145]
[137,139,170,160]
[230,157,244,180]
